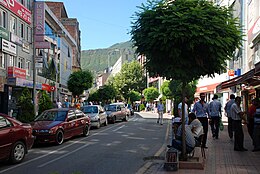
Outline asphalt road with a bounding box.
[0,112,171,174]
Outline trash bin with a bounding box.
[164,148,179,171]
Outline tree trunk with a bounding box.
[181,83,187,160]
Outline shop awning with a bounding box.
[217,75,243,90]
[196,83,220,93]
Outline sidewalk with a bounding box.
[145,117,260,174]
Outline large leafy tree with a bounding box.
[67,70,94,97]
[113,61,146,100]
[131,0,242,159]
[143,87,160,102]
[98,85,117,104]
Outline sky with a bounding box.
[48,0,148,50]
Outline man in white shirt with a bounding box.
[178,97,189,125]
[157,99,164,125]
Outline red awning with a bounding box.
[196,83,220,93]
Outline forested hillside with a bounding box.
[81,41,137,73]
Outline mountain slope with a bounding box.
[81,41,137,73]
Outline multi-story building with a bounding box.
[0,1,81,115]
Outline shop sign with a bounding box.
[7,66,26,79]
[34,1,45,42]
[42,84,56,92]
[228,69,235,76]
[248,17,260,43]
[35,41,51,49]
[7,77,42,89]
[0,26,9,40]
[0,0,31,24]
[10,33,23,46]
[22,43,30,53]
[1,39,17,56]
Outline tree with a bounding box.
[131,0,242,159]
[38,90,53,115]
[126,90,142,104]
[17,87,34,123]
[98,84,117,104]
[67,70,94,98]
[143,87,160,102]
[113,61,146,100]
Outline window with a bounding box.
[10,16,17,34]
[20,22,24,38]
[17,57,24,69]
[26,61,30,76]
[9,56,15,67]
[0,53,6,68]
[1,10,7,28]
[67,110,76,121]
[0,116,12,128]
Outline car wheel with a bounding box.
[82,125,90,137]
[104,118,108,126]
[55,129,64,145]
[9,141,26,164]
[96,120,101,129]
[112,116,116,124]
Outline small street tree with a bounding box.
[67,70,94,99]
[17,87,34,123]
[38,90,53,115]
[131,0,242,159]
[98,84,117,104]
[143,87,160,102]
[126,90,142,104]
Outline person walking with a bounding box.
[157,99,164,125]
[178,96,189,125]
[253,98,260,152]
[230,96,247,151]
[192,93,209,148]
[208,94,222,139]
[224,94,235,140]
[56,99,62,108]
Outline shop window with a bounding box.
[0,53,6,69]
[10,16,17,34]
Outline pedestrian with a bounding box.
[208,94,222,139]
[192,93,209,148]
[224,94,235,140]
[247,98,257,141]
[63,99,70,108]
[252,98,260,152]
[230,96,247,151]
[157,99,164,125]
[56,99,62,108]
[178,96,189,125]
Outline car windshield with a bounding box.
[35,111,67,121]
[82,106,98,113]
[106,105,116,111]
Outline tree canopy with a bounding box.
[143,87,160,102]
[131,0,242,83]
[67,70,94,97]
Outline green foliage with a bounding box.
[143,87,160,102]
[126,90,142,103]
[140,104,145,111]
[161,81,173,99]
[81,41,136,73]
[113,61,146,100]
[67,70,94,97]
[98,85,117,104]
[38,90,53,115]
[131,0,242,83]
[17,88,34,123]
[87,90,99,102]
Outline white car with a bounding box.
[81,105,108,129]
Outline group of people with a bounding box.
[169,92,260,155]
[53,99,82,109]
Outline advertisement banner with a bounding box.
[7,66,26,79]
[34,1,45,41]
[0,0,31,24]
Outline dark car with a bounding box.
[31,108,90,145]
[81,105,108,129]
[105,103,129,123]
[0,113,34,164]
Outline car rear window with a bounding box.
[82,106,98,113]
[35,111,67,121]
[106,105,117,111]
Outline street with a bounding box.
[0,112,171,174]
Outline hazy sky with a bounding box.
[49,0,148,50]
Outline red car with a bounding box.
[0,113,34,164]
[31,108,91,145]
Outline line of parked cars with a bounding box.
[0,102,134,164]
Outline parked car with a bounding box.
[81,105,108,129]
[0,113,34,164]
[105,103,129,123]
[31,108,90,145]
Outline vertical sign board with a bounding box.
[34,1,45,42]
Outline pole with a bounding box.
[32,0,37,116]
